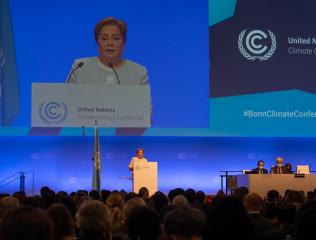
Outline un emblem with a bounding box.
[238,29,276,61]
[39,101,68,124]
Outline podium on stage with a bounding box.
[133,162,158,196]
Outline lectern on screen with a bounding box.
[32,83,151,128]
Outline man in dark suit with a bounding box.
[270,157,289,174]
[244,193,281,240]
[252,160,268,174]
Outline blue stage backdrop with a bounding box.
[1,136,316,194]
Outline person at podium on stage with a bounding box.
[67,17,149,86]
[270,157,289,174]
[251,160,268,174]
[129,148,148,172]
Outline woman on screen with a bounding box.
[67,17,149,86]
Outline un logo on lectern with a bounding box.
[238,29,277,61]
[39,101,68,124]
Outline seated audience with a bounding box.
[2,185,316,240]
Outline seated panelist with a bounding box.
[270,157,289,174]
[251,160,268,174]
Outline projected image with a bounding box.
[0,0,209,136]
[209,0,316,136]
[67,17,148,86]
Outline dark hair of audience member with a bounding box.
[101,190,112,203]
[275,201,296,225]
[273,201,297,239]
[138,187,149,198]
[196,191,206,203]
[204,196,256,240]
[57,191,68,198]
[294,201,316,240]
[213,190,226,201]
[53,191,68,205]
[40,186,50,196]
[294,191,305,202]
[172,195,190,208]
[126,206,161,240]
[107,192,124,208]
[106,192,125,239]
[41,187,56,209]
[168,190,177,203]
[58,196,77,219]
[151,191,169,212]
[12,190,27,204]
[243,192,263,212]
[232,187,249,202]
[21,195,42,208]
[76,199,112,240]
[168,188,185,203]
[77,190,89,197]
[267,190,280,202]
[125,191,138,202]
[0,196,20,220]
[123,197,146,219]
[185,188,197,205]
[150,191,170,222]
[47,203,75,240]
[89,190,101,200]
[0,206,53,240]
[307,191,315,201]
[164,207,206,240]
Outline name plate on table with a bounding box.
[32,83,150,127]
